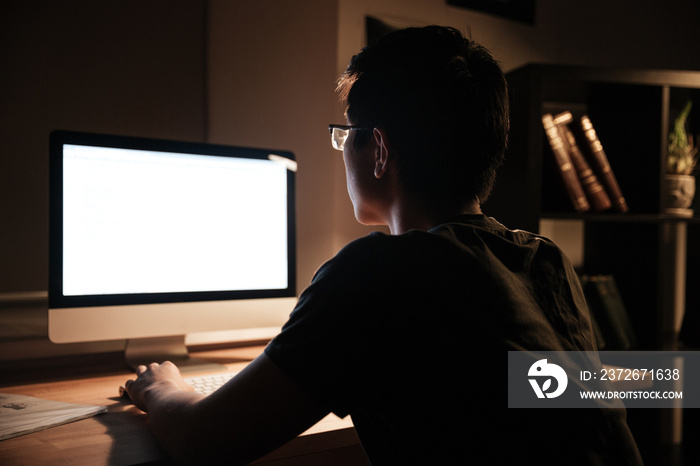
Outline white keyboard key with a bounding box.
[185,372,238,395]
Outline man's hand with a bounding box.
[124,361,197,412]
[119,354,329,464]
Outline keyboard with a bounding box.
[184,372,239,396]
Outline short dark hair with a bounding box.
[336,26,509,206]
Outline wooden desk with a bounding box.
[0,345,369,465]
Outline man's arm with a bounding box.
[124,353,330,465]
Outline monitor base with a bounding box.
[124,335,225,373]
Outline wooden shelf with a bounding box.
[541,212,700,223]
[482,63,700,464]
[485,62,700,349]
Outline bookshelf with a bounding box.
[485,64,700,351]
[484,64,700,460]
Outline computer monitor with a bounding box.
[48,130,297,371]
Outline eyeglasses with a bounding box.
[329,124,373,151]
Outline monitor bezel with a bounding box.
[48,130,297,310]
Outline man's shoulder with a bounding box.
[333,230,435,259]
[433,215,562,252]
[324,216,562,278]
[330,232,390,264]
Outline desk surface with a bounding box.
[0,345,368,465]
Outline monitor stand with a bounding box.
[124,335,226,373]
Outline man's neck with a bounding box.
[386,199,481,235]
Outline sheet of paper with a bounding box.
[0,392,107,441]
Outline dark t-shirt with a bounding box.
[265,215,642,465]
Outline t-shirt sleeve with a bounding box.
[264,235,384,417]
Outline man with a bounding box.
[125,26,642,465]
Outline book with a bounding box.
[578,279,607,350]
[589,309,607,350]
[553,112,612,212]
[0,393,106,441]
[581,275,637,350]
[542,114,590,212]
[578,116,629,213]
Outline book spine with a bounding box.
[553,112,612,212]
[580,275,607,350]
[583,275,637,350]
[600,275,637,350]
[579,116,629,213]
[542,114,590,212]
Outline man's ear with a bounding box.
[373,128,391,179]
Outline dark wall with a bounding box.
[0,1,207,292]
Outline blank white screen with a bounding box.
[62,144,289,296]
